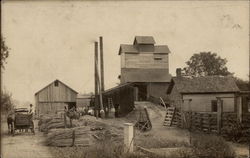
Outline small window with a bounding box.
[211,100,217,112]
[154,57,162,60]
[54,80,59,87]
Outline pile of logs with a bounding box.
[43,116,123,147]
[45,126,93,147]
[39,116,80,133]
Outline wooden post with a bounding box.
[237,96,242,123]
[217,98,223,134]
[70,118,72,128]
[64,112,67,128]
[124,123,134,153]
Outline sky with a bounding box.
[2,1,249,105]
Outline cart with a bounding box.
[13,108,35,135]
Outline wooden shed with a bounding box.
[166,71,240,112]
[35,79,78,116]
[102,83,135,117]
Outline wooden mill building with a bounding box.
[35,79,78,116]
[119,36,172,101]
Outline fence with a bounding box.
[172,110,250,134]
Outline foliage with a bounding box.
[1,90,14,114]
[191,134,235,158]
[233,77,250,91]
[1,35,10,69]
[222,121,250,143]
[135,136,189,149]
[183,52,232,77]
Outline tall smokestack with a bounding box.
[94,42,99,117]
[99,36,105,92]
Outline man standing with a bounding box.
[29,104,35,133]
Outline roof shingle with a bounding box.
[167,76,240,94]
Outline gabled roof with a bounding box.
[35,79,78,95]
[119,44,138,55]
[167,76,240,94]
[154,45,171,54]
[133,36,156,45]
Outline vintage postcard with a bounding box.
[1,1,249,158]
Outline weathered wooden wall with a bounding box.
[182,93,236,112]
[35,81,77,116]
[36,102,68,115]
[76,98,91,108]
[36,81,77,102]
[147,82,170,99]
[102,84,135,117]
[121,53,168,69]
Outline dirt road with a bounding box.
[1,120,53,158]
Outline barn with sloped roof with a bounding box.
[35,79,78,116]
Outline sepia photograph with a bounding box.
[1,0,250,158]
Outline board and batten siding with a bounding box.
[182,93,236,112]
[121,53,168,69]
[36,81,77,102]
[35,80,77,116]
[36,102,68,114]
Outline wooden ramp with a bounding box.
[163,107,176,126]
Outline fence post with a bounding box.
[236,96,242,123]
[124,123,134,153]
[64,112,67,128]
[217,98,223,134]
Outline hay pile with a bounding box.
[44,116,123,147]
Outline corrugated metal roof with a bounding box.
[134,36,156,44]
[167,76,240,94]
[121,68,172,83]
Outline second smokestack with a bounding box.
[99,36,105,92]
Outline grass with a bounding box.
[49,133,236,158]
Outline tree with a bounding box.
[1,90,14,114]
[234,77,250,91]
[183,52,232,77]
[1,35,10,69]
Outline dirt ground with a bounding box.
[1,102,249,158]
[1,120,53,158]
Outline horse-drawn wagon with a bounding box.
[9,108,35,135]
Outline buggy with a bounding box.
[12,108,35,135]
